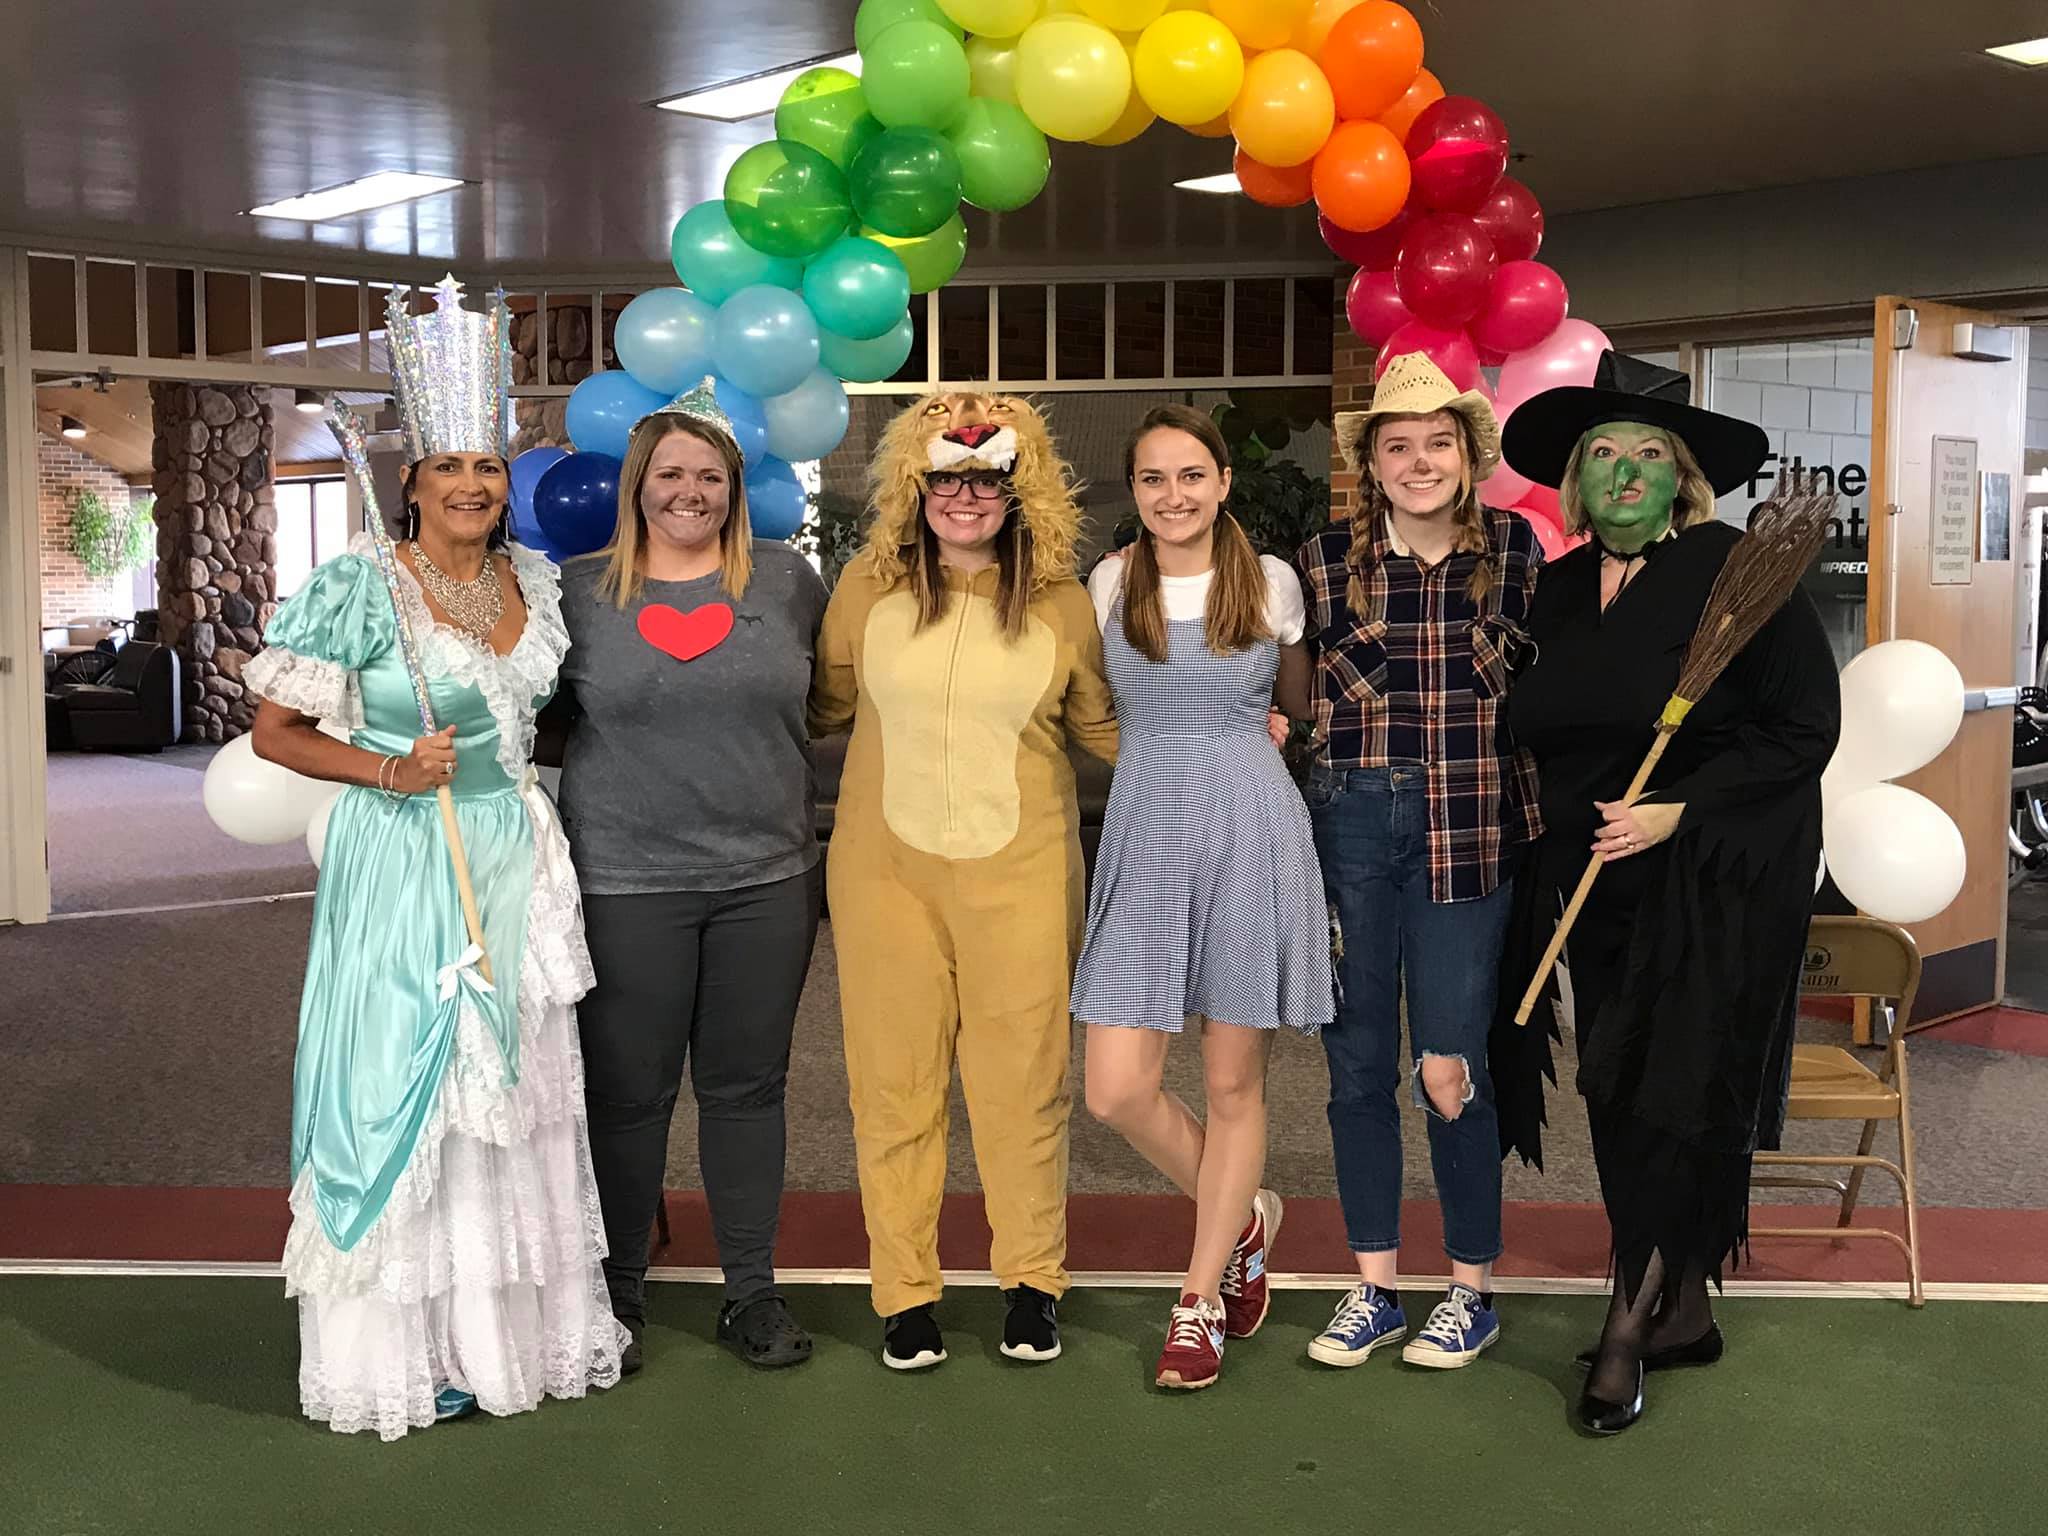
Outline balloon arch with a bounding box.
[514,0,1604,562]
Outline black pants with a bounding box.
[578,865,822,1319]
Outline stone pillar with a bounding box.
[148,383,277,743]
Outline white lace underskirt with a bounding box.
[282,786,625,1442]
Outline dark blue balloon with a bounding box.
[745,455,807,541]
[532,452,623,559]
[509,446,567,520]
[713,377,771,465]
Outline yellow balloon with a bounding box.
[1228,48,1335,168]
[1183,108,1233,138]
[1015,15,1134,142]
[965,34,1023,102]
[1210,0,1312,51]
[1132,12,1245,126]
[1079,0,1165,27]
[939,0,1043,34]
[1089,66,1158,144]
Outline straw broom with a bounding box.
[330,406,495,986]
[1512,473,1836,1026]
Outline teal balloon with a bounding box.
[802,237,912,342]
[854,0,962,53]
[861,21,971,132]
[763,369,851,463]
[861,214,969,295]
[723,140,854,260]
[775,68,883,171]
[950,99,1050,214]
[670,201,802,305]
[821,312,916,384]
[713,285,823,400]
[849,128,963,239]
[614,287,716,395]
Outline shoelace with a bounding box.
[1166,1303,1220,1352]
[1327,1284,1386,1335]
[1220,1215,1261,1297]
[1417,1290,1477,1348]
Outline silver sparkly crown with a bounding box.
[644,376,745,465]
[385,275,511,462]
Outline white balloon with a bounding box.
[1834,640,1965,786]
[202,734,332,845]
[1823,783,1966,924]
[305,789,343,868]
[1815,849,1827,895]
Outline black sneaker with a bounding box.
[619,1318,644,1377]
[882,1304,946,1371]
[718,1295,814,1370]
[999,1285,1061,1363]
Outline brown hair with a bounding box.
[1558,425,1717,537]
[594,414,753,607]
[904,491,1035,639]
[1117,405,1270,663]
[1349,409,1496,612]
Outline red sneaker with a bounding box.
[1155,1293,1226,1390]
[1221,1188,1283,1339]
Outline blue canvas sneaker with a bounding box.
[1401,1283,1499,1369]
[1306,1282,1407,1367]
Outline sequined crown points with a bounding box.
[649,376,745,464]
[385,275,511,462]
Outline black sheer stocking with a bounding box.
[1645,1255,1715,1352]
[1587,1251,1665,1404]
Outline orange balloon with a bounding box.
[1229,49,1336,168]
[1210,0,1312,52]
[1376,65,1443,143]
[1184,109,1234,138]
[1292,0,1367,57]
[1312,119,1410,232]
[1233,146,1315,208]
[1318,0,1423,122]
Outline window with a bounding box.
[272,478,350,599]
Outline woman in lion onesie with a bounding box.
[811,391,1118,1373]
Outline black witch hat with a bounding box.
[1501,351,1770,495]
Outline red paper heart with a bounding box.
[637,601,734,662]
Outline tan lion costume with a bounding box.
[810,392,1118,1321]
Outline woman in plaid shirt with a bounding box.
[1295,353,1542,1373]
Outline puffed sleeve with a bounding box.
[1260,555,1307,645]
[1085,554,1125,634]
[241,553,396,726]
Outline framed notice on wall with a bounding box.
[1930,435,1978,585]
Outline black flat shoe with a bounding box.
[619,1319,644,1376]
[719,1296,814,1370]
[1577,1363,1645,1436]
[1574,1322,1723,1373]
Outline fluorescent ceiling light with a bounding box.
[1175,173,1243,195]
[248,172,465,222]
[655,52,862,121]
[1986,36,2048,65]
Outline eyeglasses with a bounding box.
[926,471,1009,500]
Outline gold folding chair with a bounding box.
[1751,915,1925,1306]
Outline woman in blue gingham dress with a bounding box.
[1073,406,1331,1392]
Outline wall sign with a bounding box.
[1930,435,1978,586]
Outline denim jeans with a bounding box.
[1305,766,1509,1266]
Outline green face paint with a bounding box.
[1577,420,1680,553]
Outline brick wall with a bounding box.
[1330,275,1370,524]
[37,432,135,629]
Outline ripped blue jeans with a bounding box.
[1306,766,1509,1266]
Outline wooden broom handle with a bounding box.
[1512,727,1676,1026]
[434,781,495,987]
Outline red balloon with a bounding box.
[1469,175,1544,263]
[1469,260,1567,356]
[1345,267,1411,347]
[1373,318,1482,393]
[1476,343,1510,367]
[1319,208,1410,270]
[1405,95,1509,214]
[1393,215,1497,328]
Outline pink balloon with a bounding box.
[1470,261,1568,357]
[1495,318,1611,415]
[1517,484,1563,524]
[1480,458,1534,510]
[1516,504,1570,561]
[1404,96,1509,214]
[1374,319,1483,394]
[1320,209,1412,271]
[1394,215,1497,329]
[1469,176,1544,264]
[1346,267,1412,348]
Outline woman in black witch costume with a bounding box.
[1490,353,1840,1435]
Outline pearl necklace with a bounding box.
[410,540,504,643]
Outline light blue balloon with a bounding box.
[712,285,823,400]
[820,311,915,384]
[670,200,805,306]
[712,377,770,465]
[565,371,668,460]
[802,236,911,341]
[509,445,567,521]
[746,456,807,541]
[615,288,716,396]
[762,368,851,463]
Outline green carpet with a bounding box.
[0,1279,2033,1535]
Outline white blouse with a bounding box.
[1087,552,1306,645]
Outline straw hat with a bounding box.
[1335,352,1502,483]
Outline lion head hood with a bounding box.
[862,391,1081,592]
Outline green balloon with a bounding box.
[854,0,962,53]
[849,128,962,239]
[775,68,882,171]
[723,139,854,260]
[861,20,971,132]
[822,311,917,384]
[860,213,969,295]
[949,99,1050,214]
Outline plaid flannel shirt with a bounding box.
[1296,506,1544,903]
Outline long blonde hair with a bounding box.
[1349,409,1495,612]
[593,415,753,607]
[1557,426,1717,537]
[1118,407,1271,663]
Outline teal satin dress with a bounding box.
[251,551,548,1253]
